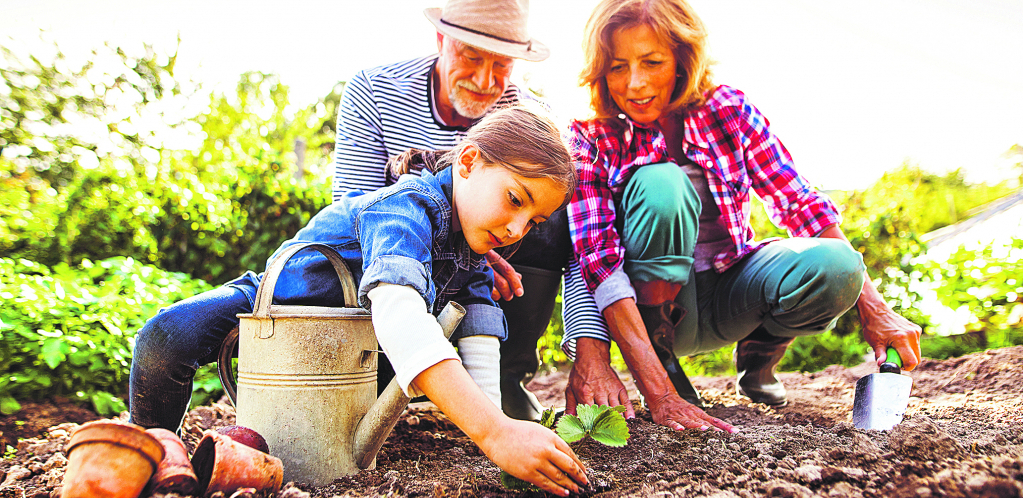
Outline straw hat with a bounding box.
[424,0,549,62]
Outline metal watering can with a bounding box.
[218,243,465,486]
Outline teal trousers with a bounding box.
[620,163,865,357]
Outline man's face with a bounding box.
[436,35,515,120]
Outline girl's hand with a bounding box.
[478,418,589,496]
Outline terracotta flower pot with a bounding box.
[62,421,165,498]
[191,431,283,496]
[144,428,200,495]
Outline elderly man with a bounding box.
[332,0,565,421]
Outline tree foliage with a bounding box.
[1,41,341,284]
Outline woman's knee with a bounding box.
[810,240,865,310]
[623,162,701,224]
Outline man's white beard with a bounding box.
[450,81,500,119]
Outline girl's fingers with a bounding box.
[532,472,572,497]
[551,438,588,484]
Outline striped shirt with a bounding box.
[561,85,842,357]
[333,54,531,198]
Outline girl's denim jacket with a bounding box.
[230,167,506,341]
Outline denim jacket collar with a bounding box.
[431,167,485,271]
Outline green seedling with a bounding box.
[556,404,630,447]
[501,404,630,491]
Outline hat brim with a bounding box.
[424,8,550,62]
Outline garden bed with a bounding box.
[2,346,1022,497]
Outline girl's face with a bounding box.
[452,145,564,255]
[605,23,678,126]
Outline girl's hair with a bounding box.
[579,0,716,119]
[387,105,577,209]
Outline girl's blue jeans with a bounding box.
[127,271,336,432]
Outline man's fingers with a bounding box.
[492,272,514,301]
[485,250,523,299]
[565,389,578,416]
[616,389,635,419]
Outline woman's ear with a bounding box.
[456,144,481,179]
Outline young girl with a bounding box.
[128,106,588,495]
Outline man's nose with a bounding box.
[473,64,495,91]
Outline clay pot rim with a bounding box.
[66,421,165,471]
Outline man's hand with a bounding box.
[565,338,635,419]
[486,250,523,301]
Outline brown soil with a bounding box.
[2,346,1022,498]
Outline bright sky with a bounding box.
[3,0,1022,190]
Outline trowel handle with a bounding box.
[879,347,902,374]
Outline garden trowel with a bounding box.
[852,348,913,430]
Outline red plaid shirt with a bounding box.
[567,85,842,292]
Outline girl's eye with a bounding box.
[508,192,522,207]
[528,220,539,228]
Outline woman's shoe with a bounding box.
[735,327,793,407]
[637,301,705,408]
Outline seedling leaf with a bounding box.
[539,407,557,429]
[556,414,587,443]
[589,407,630,447]
[576,404,603,429]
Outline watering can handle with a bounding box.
[252,242,360,317]
[219,243,359,407]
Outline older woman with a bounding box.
[561,0,922,432]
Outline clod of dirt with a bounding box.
[888,415,966,460]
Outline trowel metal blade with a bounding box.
[852,372,913,430]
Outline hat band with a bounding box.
[440,18,529,46]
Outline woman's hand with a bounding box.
[646,393,736,433]
[565,338,635,419]
[477,418,589,496]
[858,299,923,371]
[816,225,923,371]
[485,250,523,301]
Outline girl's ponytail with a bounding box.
[385,148,452,185]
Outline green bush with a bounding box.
[0,257,213,415]
[2,40,339,285]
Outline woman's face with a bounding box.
[452,146,563,255]
[605,24,678,125]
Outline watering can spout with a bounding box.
[352,301,466,470]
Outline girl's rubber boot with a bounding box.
[498,265,563,421]
[735,327,794,407]
[636,301,705,408]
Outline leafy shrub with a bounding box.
[0,257,213,415]
[912,237,1023,358]
[2,40,339,285]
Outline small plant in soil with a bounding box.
[501,404,630,491]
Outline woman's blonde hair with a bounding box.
[388,105,577,209]
[580,0,715,118]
